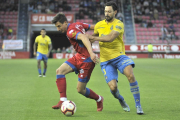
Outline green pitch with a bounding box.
[0,59,180,120]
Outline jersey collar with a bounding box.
[67,23,71,30]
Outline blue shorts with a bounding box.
[36,52,48,62]
[100,55,135,83]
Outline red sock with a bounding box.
[56,77,66,98]
[87,89,99,100]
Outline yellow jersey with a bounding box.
[94,19,125,62]
[35,35,51,54]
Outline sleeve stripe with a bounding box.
[76,32,81,40]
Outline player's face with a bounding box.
[40,30,46,36]
[55,21,68,33]
[105,6,116,22]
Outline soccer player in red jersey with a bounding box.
[51,13,103,111]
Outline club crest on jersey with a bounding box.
[79,69,84,74]
[110,25,113,30]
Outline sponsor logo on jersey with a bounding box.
[72,31,76,37]
[116,25,122,30]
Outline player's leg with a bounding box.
[77,61,103,111]
[76,81,103,111]
[52,62,73,109]
[36,52,42,77]
[102,64,130,112]
[123,65,143,114]
[118,55,143,114]
[42,55,48,77]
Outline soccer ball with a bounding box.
[61,100,76,116]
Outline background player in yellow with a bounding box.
[87,1,144,114]
[33,29,52,77]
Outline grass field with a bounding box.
[0,59,180,120]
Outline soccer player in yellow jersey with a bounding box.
[33,29,52,77]
[87,1,144,114]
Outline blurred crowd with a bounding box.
[51,45,75,54]
[28,0,123,23]
[0,0,18,42]
[133,0,180,41]
[0,0,18,12]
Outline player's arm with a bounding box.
[33,42,37,56]
[91,30,120,42]
[47,44,52,57]
[77,33,98,64]
[89,25,95,30]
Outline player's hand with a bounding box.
[46,54,49,58]
[90,53,99,64]
[33,52,36,56]
[85,34,95,43]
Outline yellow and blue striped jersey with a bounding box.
[94,19,125,62]
[35,35,51,54]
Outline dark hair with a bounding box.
[51,13,68,24]
[41,28,46,31]
[105,1,118,11]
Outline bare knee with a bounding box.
[126,73,136,83]
[108,80,118,92]
[77,87,83,94]
[56,68,64,75]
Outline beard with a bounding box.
[105,16,113,22]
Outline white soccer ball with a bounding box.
[61,100,77,116]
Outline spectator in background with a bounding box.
[134,15,143,24]
[147,43,153,58]
[66,47,71,53]
[28,3,34,12]
[165,42,171,54]
[153,8,159,20]
[168,23,175,35]
[37,4,42,13]
[8,27,13,36]
[116,10,124,21]
[141,19,147,28]
[143,0,149,7]
[161,24,168,43]
[61,47,66,53]
[57,48,61,53]
[147,20,153,28]
[51,49,56,53]
[144,7,150,15]
[79,11,85,19]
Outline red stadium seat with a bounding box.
[0,11,4,15]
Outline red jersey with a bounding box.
[66,22,91,57]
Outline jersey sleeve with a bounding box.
[47,36,51,44]
[82,23,90,31]
[94,23,99,35]
[113,21,124,33]
[35,36,38,43]
[67,29,80,40]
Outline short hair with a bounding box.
[51,13,68,24]
[105,1,118,11]
[41,28,46,31]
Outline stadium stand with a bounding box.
[132,0,180,44]
[0,0,18,44]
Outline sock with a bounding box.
[56,75,67,98]
[38,69,41,75]
[84,88,99,101]
[43,69,46,75]
[130,81,141,107]
[111,89,124,101]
